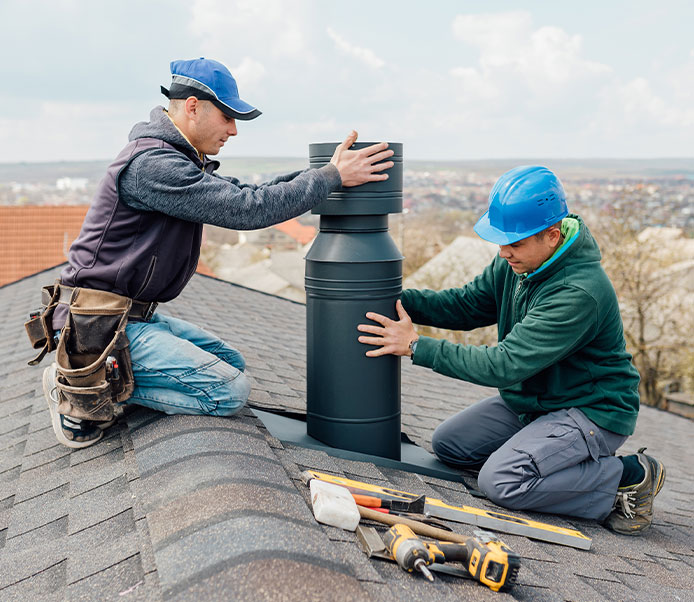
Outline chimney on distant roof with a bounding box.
[305,142,403,460]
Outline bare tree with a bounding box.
[589,208,694,407]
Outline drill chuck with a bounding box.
[413,558,434,582]
[383,524,436,581]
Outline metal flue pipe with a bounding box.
[305,142,403,459]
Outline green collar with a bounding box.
[525,217,580,280]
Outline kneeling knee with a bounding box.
[478,457,529,509]
[431,423,482,468]
[431,425,447,459]
[477,461,503,504]
[431,425,461,466]
[233,354,246,373]
[211,372,251,417]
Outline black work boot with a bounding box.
[603,448,666,535]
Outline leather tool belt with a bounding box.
[57,285,158,322]
[24,281,151,421]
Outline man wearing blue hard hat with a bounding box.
[358,166,665,536]
[34,57,393,449]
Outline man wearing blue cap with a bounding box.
[41,57,393,449]
[358,166,665,536]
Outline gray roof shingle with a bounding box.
[1,265,693,601]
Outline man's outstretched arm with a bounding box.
[400,261,499,331]
[120,131,394,230]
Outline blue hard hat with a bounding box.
[161,57,261,121]
[473,166,568,245]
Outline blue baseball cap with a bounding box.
[161,57,261,121]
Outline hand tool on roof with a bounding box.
[351,493,426,513]
[383,523,520,592]
[302,470,592,550]
[351,492,450,528]
[358,504,487,544]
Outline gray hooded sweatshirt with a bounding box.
[58,106,341,318]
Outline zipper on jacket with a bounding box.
[512,276,526,323]
[134,256,157,299]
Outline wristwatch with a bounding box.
[408,337,419,361]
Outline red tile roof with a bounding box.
[0,205,215,287]
[273,218,316,245]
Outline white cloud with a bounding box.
[231,57,267,91]
[452,11,532,66]
[451,11,610,94]
[599,77,694,129]
[449,66,498,101]
[3,2,694,161]
[189,0,312,61]
[326,27,385,70]
[618,78,673,125]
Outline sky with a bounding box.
[2,0,694,163]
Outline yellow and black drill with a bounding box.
[382,523,520,592]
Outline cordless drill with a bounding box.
[383,524,520,592]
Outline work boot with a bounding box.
[603,448,666,535]
[43,363,106,448]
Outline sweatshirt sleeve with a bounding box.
[400,260,499,330]
[118,148,342,230]
[413,285,599,388]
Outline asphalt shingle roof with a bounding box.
[1,265,693,601]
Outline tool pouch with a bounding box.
[24,281,61,366]
[54,287,135,421]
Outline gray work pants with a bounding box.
[431,395,627,521]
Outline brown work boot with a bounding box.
[603,448,666,535]
[44,363,105,449]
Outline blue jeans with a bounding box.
[124,313,250,416]
[432,395,628,520]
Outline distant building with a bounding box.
[238,218,316,250]
[206,218,317,302]
[56,177,88,191]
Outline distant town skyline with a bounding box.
[2,0,694,163]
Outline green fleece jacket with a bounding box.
[402,215,640,436]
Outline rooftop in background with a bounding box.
[272,218,316,246]
[0,206,215,287]
[1,266,692,601]
[404,235,497,291]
